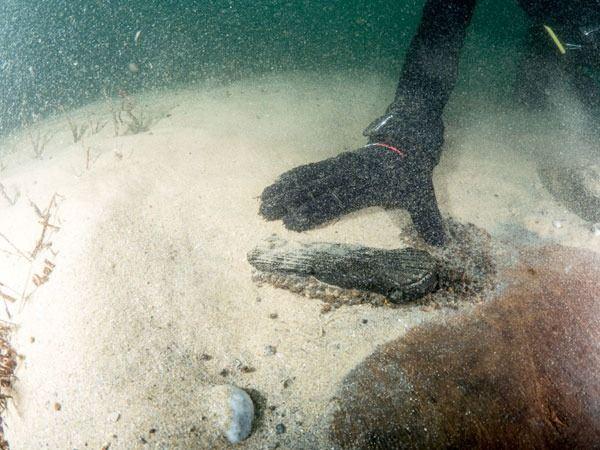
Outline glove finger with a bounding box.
[260,149,376,226]
[260,157,359,221]
[283,177,376,231]
[259,190,288,220]
[259,158,341,220]
[260,173,335,221]
[260,173,317,220]
[404,181,445,247]
[278,151,359,184]
[259,178,296,220]
[282,194,345,231]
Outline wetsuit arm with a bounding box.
[393,0,478,117]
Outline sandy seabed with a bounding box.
[0,71,597,449]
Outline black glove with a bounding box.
[259,108,446,246]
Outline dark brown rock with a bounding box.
[329,245,600,449]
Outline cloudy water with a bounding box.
[0,1,598,449]
[0,1,529,133]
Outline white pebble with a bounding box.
[552,220,563,229]
[592,223,600,237]
[205,384,254,444]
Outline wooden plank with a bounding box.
[248,239,438,303]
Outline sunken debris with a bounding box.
[248,220,496,309]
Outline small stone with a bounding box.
[200,353,212,361]
[269,313,278,319]
[108,411,121,422]
[361,319,368,324]
[219,369,229,377]
[592,223,600,236]
[275,423,286,434]
[204,384,255,444]
[552,220,563,229]
[264,345,277,356]
[53,402,62,411]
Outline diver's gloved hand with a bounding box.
[259,108,446,246]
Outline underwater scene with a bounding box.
[0,0,598,448]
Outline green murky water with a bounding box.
[0,0,527,135]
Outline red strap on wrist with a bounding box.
[367,142,406,158]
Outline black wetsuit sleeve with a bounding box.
[394,0,477,116]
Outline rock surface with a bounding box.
[327,245,600,449]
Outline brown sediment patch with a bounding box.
[328,245,600,449]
